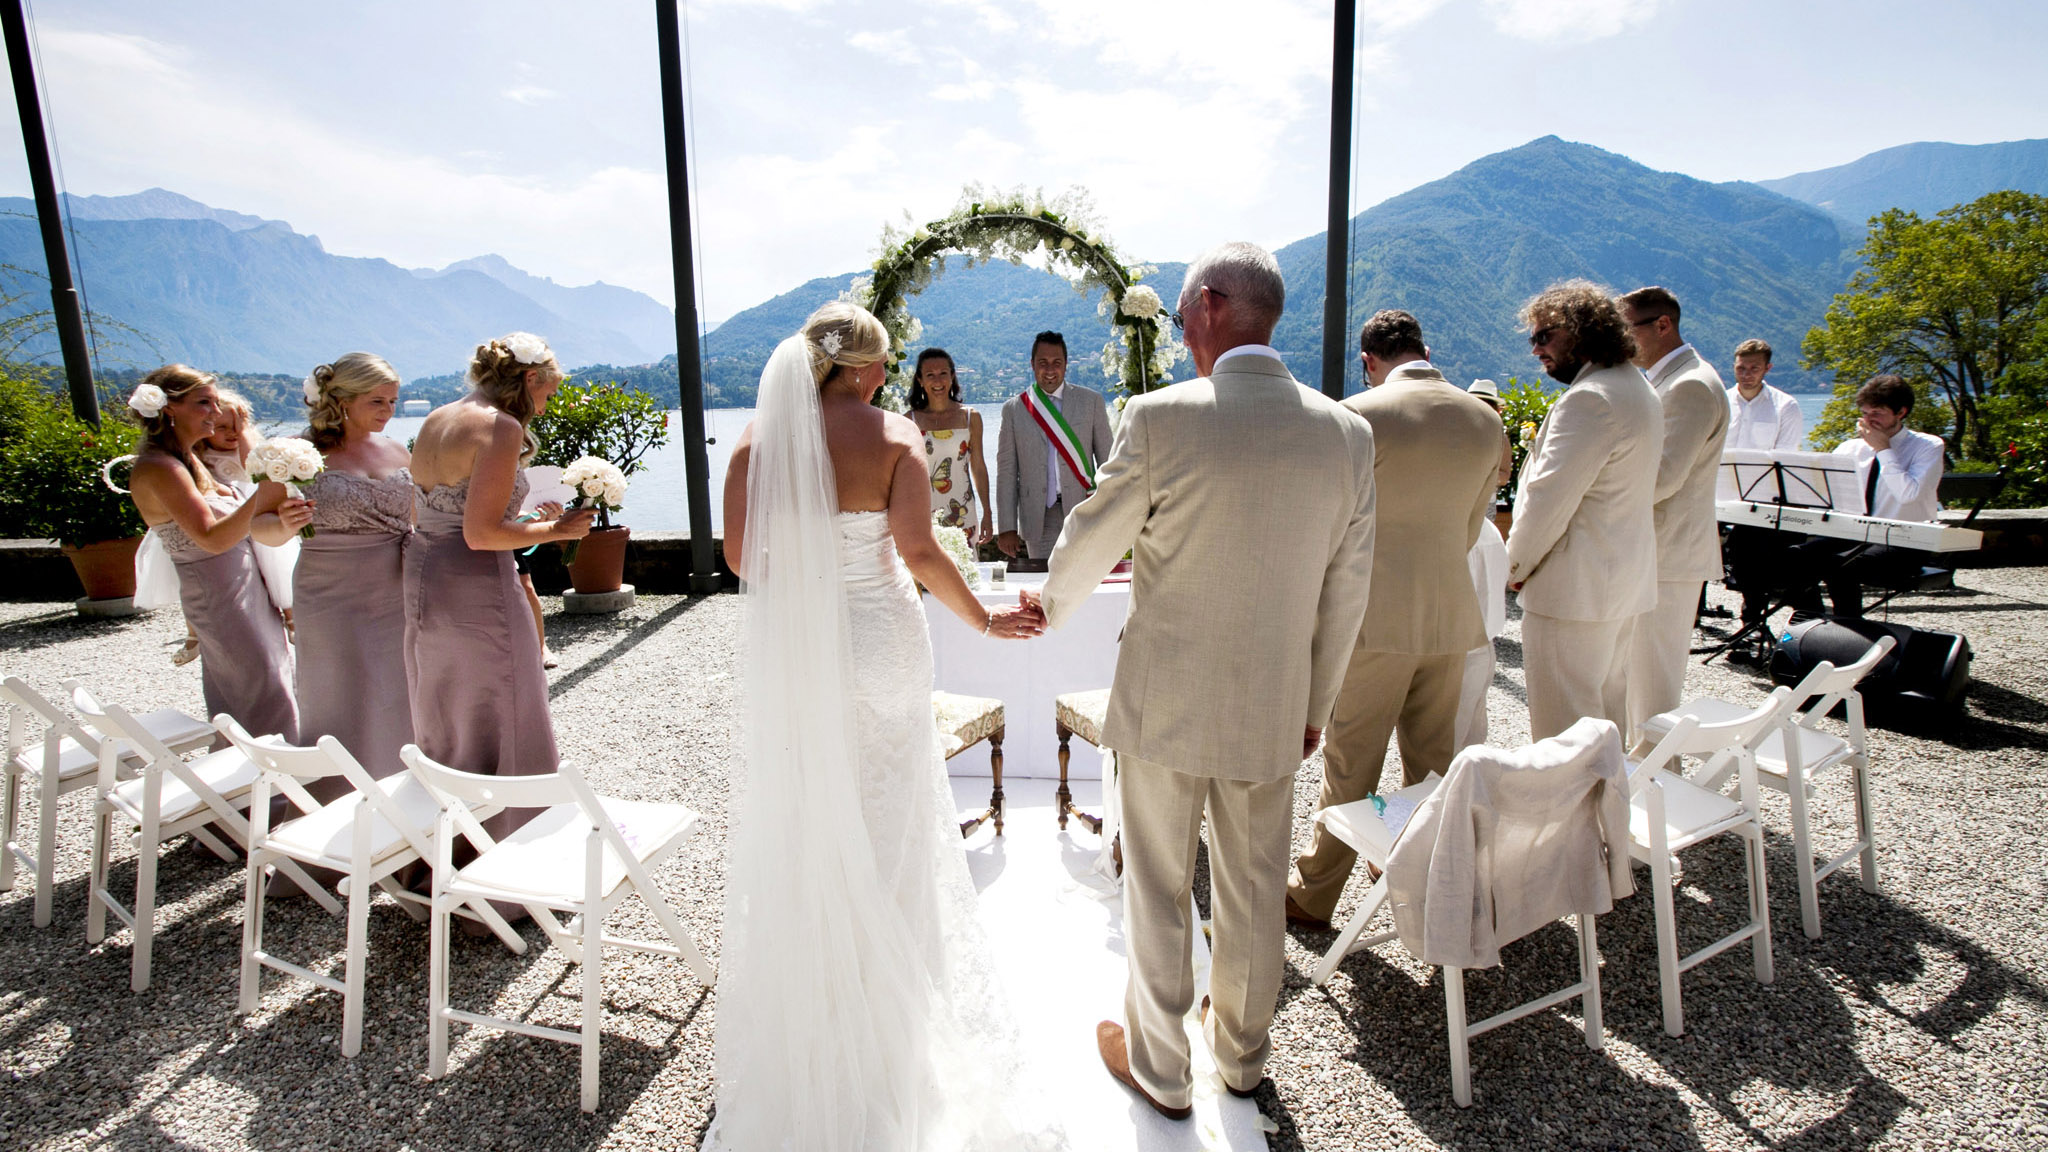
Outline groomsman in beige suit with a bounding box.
[1507,280,1663,740]
[1618,287,1729,739]
[1286,309,1503,928]
[1028,243,1375,1116]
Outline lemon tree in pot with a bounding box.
[530,380,669,596]
[0,382,147,605]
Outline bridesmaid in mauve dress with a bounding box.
[291,353,417,801]
[403,332,592,838]
[124,365,309,743]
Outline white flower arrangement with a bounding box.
[247,436,325,537]
[1119,285,1164,320]
[562,455,628,513]
[128,383,167,419]
[302,375,322,405]
[819,330,844,358]
[934,523,979,589]
[503,331,552,365]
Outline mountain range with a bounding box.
[1,135,2043,411]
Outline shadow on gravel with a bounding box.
[546,595,707,702]
[0,610,157,656]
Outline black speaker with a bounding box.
[1769,617,1972,732]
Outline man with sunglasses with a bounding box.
[1506,280,1663,740]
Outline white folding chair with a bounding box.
[1625,688,1792,1037]
[402,744,716,1111]
[1641,636,1895,940]
[81,688,338,992]
[1309,733,1613,1109]
[215,717,525,1057]
[3,677,212,928]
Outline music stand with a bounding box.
[1707,451,1867,663]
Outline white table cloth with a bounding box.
[925,572,1128,780]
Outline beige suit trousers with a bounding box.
[1626,579,1703,742]
[1118,754,1293,1104]
[1522,611,1635,741]
[1288,647,1462,921]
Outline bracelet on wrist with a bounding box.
[982,610,995,636]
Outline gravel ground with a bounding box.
[2,572,2044,1150]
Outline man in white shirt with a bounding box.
[1725,338,1805,451]
[1790,374,1946,617]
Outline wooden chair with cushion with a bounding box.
[933,691,1004,837]
[1054,689,1109,835]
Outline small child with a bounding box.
[196,389,297,639]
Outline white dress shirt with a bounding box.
[1645,344,1692,383]
[1213,343,1284,368]
[1040,381,1066,508]
[1726,383,1805,451]
[1834,427,1944,522]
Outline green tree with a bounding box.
[1803,190,2048,461]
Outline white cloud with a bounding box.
[848,29,921,65]
[1482,0,1667,42]
[501,85,556,105]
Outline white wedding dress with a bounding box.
[705,338,1064,1151]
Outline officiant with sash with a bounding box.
[995,331,1114,560]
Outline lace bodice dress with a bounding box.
[293,468,415,787]
[402,469,555,839]
[157,489,299,742]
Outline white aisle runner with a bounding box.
[952,777,1270,1151]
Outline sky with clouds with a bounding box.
[0,0,2041,323]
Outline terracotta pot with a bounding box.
[567,525,630,594]
[63,535,143,601]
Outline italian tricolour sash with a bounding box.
[1021,384,1095,492]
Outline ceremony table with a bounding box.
[925,572,1127,781]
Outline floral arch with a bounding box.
[850,186,1182,408]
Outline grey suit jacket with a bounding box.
[1506,362,1662,622]
[1647,347,1730,583]
[995,383,1114,542]
[1039,353,1377,782]
[1342,364,1503,655]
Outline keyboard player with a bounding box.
[1785,374,1945,618]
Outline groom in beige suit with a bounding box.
[1287,310,1504,928]
[1029,243,1376,1116]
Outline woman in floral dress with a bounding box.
[908,348,991,545]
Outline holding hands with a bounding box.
[983,590,1045,640]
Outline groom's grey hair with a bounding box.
[1182,242,1285,330]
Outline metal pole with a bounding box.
[1320,0,1357,400]
[1,0,96,425]
[655,0,720,593]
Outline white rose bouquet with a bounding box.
[934,523,979,589]
[1118,284,1164,320]
[559,455,627,561]
[246,436,324,537]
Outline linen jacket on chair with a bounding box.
[1384,717,1634,969]
[995,383,1114,544]
[1506,362,1662,621]
[1342,363,1504,655]
[1647,346,1730,584]
[1039,353,1377,782]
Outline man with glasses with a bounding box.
[1506,280,1663,740]
[1027,242,1376,1118]
[995,331,1114,561]
[1617,286,1728,739]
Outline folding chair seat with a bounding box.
[1310,721,1628,1107]
[933,691,1005,837]
[1642,635,1893,939]
[1624,689,1792,1037]
[402,744,716,1111]
[215,718,523,1058]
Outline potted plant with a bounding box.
[530,380,669,595]
[0,398,148,603]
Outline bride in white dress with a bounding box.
[710,302,1062,1150]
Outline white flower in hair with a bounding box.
[127,383,168,418]
[503,332,552,365]
[819,330,844,358]
[302,375,322,404]
[1119,285,1164,320]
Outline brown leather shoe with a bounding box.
[1097,1020,1192,1120]
[1285,893,1332,931]
[1197,996,1265,1099]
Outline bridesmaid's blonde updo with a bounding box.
[133,363,228,493]
[801,302,889,387]
[305,352,401,451]
[467,332,557,461]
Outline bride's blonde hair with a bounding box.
[800,302,889,387]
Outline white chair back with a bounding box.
[1630,689,1792,795]
[401,743,576,813]
[1784,634,1895,737]
[68,681,180,765]
[5,676,108,768]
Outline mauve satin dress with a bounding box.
[292,467,417,802]
[402,470,556,838]
[158,491,300,743]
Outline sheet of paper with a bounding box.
[520,465,574,513]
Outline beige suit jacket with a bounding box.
[1040,353,1377,781]
[1342,364,1503,655]
[995,383,1115,543]
[1507,362,1662,622]
[1647,346,1730,583]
